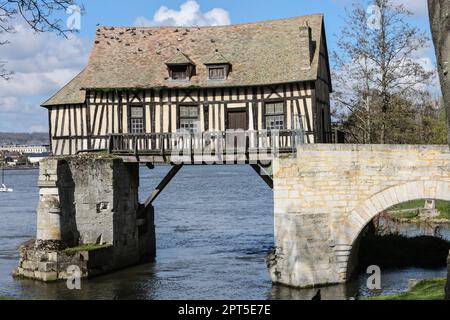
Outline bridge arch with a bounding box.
[336,180,450,280]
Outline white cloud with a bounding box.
[391,0,428,16]
[0,97,20,112]
[0,19,88,132]
[411,41,441,95]
[135,0,231,27]
[0,20,88,98]
[28,124,48,133]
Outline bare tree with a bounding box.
[333,0,435,144]
[428,0,450,147]
[0,0,82,80]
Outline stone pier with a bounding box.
[268,144,450,288]
[14,155,155,281]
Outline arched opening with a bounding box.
[345,196,450,297]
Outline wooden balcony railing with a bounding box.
[108,130,305,157]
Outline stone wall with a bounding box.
[36,158,75,245]
[16,155,155,281]
[269,144,450,288]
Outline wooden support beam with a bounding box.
[144,164,183,208]
[250,164,273,189]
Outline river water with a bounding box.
[0,167,447,300]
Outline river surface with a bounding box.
[0,167,447,300]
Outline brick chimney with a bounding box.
[299,22,313,68]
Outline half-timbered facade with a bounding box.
[42,14,332,157]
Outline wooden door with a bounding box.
[227,111,247,130]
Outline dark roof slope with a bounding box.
[43,14,326,107]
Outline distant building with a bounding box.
[0,145,49,154]
[24,152,50,164]
[3,151,27,166]
[0,151,5,166]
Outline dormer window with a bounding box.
[204,49,231,81]
[208,65,227,81]
[170,65,189,81]
[166,49,195,81]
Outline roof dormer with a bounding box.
[166,49,195,81]
[204,49,231,81]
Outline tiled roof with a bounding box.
[42,69,87,106]
[42,14,326,107]
[204,50,231,65]
[166,50,195,65]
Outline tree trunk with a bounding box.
[428,0,450,145]
[446,251,450,300]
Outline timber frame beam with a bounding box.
[144,164,183,208]
[250,163,273,189]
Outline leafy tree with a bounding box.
[338,91,447,145]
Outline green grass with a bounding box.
[63,243,112,254]
[365,278,447,300]
[389,199,450,220]
[392,210,420,219]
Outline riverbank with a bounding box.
[387,199,450,220]
[365,278,447,300]
[373,204,450,243]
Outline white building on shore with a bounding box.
[0,145,49,154]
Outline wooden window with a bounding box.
[170,65,188,80]
[179,105,199,132]
[208,67,226,80]
[130,106,144,134]
[265,102,285,130]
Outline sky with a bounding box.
[0,0,436,133]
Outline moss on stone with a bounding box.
[48,151,121,162]
[63,243,112,254]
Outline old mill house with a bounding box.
[42,14,332,159]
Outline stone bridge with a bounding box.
[268,144,450,288]
[15,144,450,287]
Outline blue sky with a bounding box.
[0,0,435,133]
